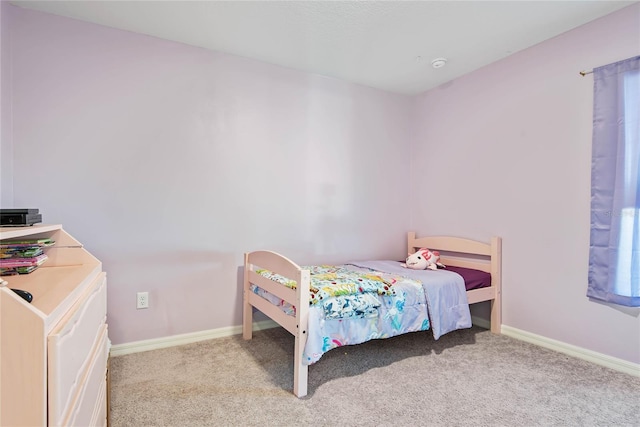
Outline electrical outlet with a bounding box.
[136,291,149,309]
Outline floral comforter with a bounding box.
[255,265,397,319]
[251,264,431,364]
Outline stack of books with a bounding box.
[0,238,55,275]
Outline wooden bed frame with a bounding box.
[243,232,502,398]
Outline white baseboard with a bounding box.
[111,319,640,379]
[471,316,491,330]
[114,318,490,357]
[501,325,640,378]
[110,319,279,357]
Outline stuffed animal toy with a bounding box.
[404,248,445,270]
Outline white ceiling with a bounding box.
[10,0,638,95]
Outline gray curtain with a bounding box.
[587,55,640,307]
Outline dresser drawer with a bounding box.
[63,326,109,427]
[48,272,107,426]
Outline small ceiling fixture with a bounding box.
[431,58,447,69]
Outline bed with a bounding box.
[242,232,502,397]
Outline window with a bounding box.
[587,56,639,307]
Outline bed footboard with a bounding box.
[243,250,310,397]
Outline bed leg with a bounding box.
[490,298,501,334]
[243,295,253,340]
[293,342,308,398]
[243,253,253,340]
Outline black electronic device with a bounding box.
[11,288,33,303]
[0,213,42,226]
[0,208,39,214]
[1,209,42,226]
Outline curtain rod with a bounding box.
[580,55,640,76]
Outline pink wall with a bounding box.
[4,3,639,365]
[1,0,13,206]
[411,3,640,363]
[5,6,413,345]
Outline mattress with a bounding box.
[435,265,491,291]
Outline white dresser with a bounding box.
[0,224,109,427]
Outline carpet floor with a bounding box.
[109,326,639,427]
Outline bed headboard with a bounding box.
[407,232,502,275]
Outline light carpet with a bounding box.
[109,326,639,426]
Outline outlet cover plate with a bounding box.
[137,291,149,309]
